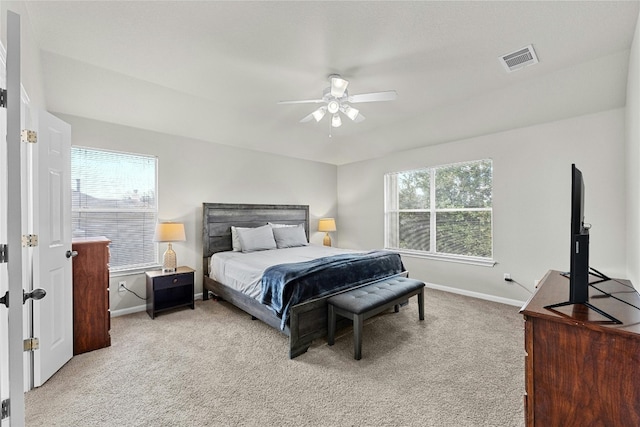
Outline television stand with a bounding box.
[520,270,640,427]
[544,299,622,324]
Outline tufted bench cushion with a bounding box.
[327,276,425,360]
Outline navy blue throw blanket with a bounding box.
[260,250,404,330]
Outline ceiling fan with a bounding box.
[278,74,397,133]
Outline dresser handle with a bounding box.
[172,278,178,284]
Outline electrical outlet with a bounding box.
[503,273,511,282]
[118,281,127,294]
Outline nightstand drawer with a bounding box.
[153,273,191,290]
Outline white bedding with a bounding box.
[210,245,358,299]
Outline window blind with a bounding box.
[71,147,158,271]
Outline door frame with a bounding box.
[0,38,8,427]
[5,9,26,426]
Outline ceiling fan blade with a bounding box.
[300,112,315,123]
[330,76,349,98]
[348,90,397,103]
[277,99,324,105]
[354,113,366,123]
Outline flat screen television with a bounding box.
[544,164,621,324]
[569,164,590,304]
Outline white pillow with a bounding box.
[231,226,250,251]
[272,224,308,249]
[237,224,277,253]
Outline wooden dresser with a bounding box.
[520,270,640,426]
[72,237,111,355]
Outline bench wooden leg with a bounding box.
[327,304,336,346]
[418,289,425,321]
[354,313,364,360]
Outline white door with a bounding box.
[30,110,72,387]
[3,10,26,426]
[0,56,8,427]
[1,10,72,424]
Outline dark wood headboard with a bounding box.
[202,203,310,274]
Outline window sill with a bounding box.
[389,249,496,267]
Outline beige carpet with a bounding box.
[25,288,525,426]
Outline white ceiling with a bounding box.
[21,1,640,165]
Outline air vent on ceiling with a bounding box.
[499,44,538,72]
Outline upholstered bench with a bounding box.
[327,276,425,360]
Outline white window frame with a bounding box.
[384,159,495,267]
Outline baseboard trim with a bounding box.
[424,282,526,307]
[111,292,204,317]
[111,288,523,318]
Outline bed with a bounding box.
[202,202,407,358]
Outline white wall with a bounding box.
[55,114,337,314]
[626,9,640,289]
[6,1,638,308]
[337,109,627,303]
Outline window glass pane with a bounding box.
[435,160,492,209]
[398,170,430,209]
[72,148,156,210]
[72,211,157,269]
[436,211,492,257]
[71,147,158,271]
[399,212,430,251]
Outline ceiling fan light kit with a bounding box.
[327,99,340,114]
[342,105,359,121]
[329,75,349,97]
[278,74,397,134]
[312,107,327,122]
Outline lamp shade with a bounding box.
[318,218,337,232]
[153,222,186,242]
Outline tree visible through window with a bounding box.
[385,159,493,260]
[71,147,158,272]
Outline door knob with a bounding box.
[0,291,8,308]
[2,288,48,307]
[23,288,46,304]
[66,250,78,258]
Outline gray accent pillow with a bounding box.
[272,224,308,249]
[237,224,277,253]
[231,226,250,251]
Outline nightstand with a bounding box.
[146,266,195,319]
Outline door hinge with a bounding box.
[21,129,37,143]
[0,243,7,263]
[22,234,38,247]
[23,337,40,352]
[0,88,6,109]
[1,398,8,420]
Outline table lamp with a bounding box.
[154,222,186,272]
[318,218,337,247]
